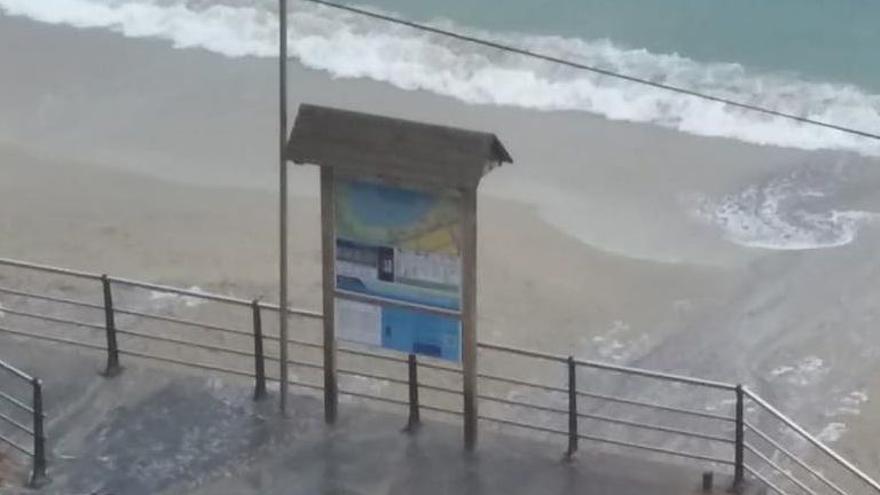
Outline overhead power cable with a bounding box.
[301,0,880,143]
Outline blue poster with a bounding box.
[333,178,462,362]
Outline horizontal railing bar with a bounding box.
[416,360,461,374]
[0,356,34,382]
[0,257,101,280]
[108,276,252,307]
[285,380,323,391]
[577,411,734,444]
[0,389,33,414]
[285,338,323,349]
[577,388,736,422]
[0,259,322,320]
[258,333,323,348]
[575,358,737,391]
[478,373,566,394]
[338,368,408,386]
[745,421,847,495]
[422,403,464,416]
[478,342,567,363]
[337,345,408,364]
[1,307,104,330]
[120,351,326,397]
[119,349,254,379]
[419,382,461,395]
[480,341,736,390]
[745,442,819,495]
[256,301,323,320]
[479,394,568,415]
[479,414,569,436]
[115,328,254,358]
[579,432,735,466]
[0,410,33,435]
[0,432,33,457]
[114,307,253,338]
[284,359,324,371]
[743,387,880,492]
[746,463,793,495]
[338,388,410,407]
[261,352,323,371]
[0,286,103,310]
[0,325,106,352]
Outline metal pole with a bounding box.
[30,378,47,487]
[405,353,420,432]
[252,300,267,401]
[278,0,290,415]
[566,356,578,458]
[101,275,120,377]
[734,385,745,491]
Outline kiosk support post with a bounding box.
[321,166,339,424]
[462,188,478,451]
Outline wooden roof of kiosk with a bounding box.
[286,104,513,189]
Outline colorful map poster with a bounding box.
[333,177,462,362]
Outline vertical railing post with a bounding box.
[566,356,578,459]
[405,353,420,432]
[252,300,267,401]
[101,275,121,377]
[29,378,47,487]
[734,384,745,491]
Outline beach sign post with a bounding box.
[286,104,512,450]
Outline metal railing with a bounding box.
[0,257,878,494]
[0,356,47,487]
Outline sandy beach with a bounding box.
[2,13,880,477]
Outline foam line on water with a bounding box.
[1,0,879,156]
[691,168,880,250]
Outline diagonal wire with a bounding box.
[301,0,880,142]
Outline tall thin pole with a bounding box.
[278,0,290,415]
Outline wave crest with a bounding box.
[1,0,879,155]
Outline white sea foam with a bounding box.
[1,0,879,156]
[693,168,879,250]
[826,390,869,418]
[768,356,830,387]
[588,319,649,362]
[149,286,206,308]
[816,422,847,443]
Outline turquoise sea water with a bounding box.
[364,0,880,92]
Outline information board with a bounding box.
[333,177,462,362]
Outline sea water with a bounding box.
[1,0,878,157]
[1,0,880,253]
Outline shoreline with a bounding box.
[1,14,861,265]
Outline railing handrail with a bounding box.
[0,257,323,320]
[743,386,880,493]
[478,341,737,391]
[0,356,34,383]
[4,255,880,493]
[0,257,101,281]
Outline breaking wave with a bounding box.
[1,0,879,156]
